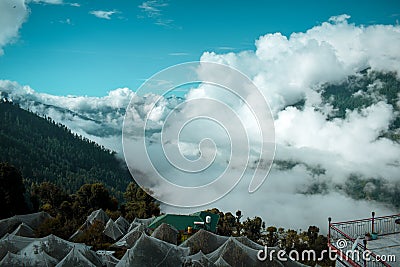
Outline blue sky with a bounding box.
[0,0,399,96]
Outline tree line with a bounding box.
[0,161,160,238]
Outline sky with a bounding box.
[0,0,400,96]
[1,0,400,230]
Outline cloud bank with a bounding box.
[1,15,400,231]
[174,15,400,229]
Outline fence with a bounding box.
[328,213,400,267]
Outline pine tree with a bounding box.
[0,162,28,219]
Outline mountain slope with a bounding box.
[320,69,400,138]
[281,70,400,207]
[0,100,131,198]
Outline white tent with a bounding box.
[115,216,130,234]
[233,236,264,250]
[151,222,179,245]
[0,211,52,238]
[69,229,84,242]
[0,233,104,267]
[205,237,301,267]
[103,219,124,241]
[116,233,189,267]
[0,251,58,267]
[10,222,35,237]
[55,247,97,267]
[132,217,155,227]
[184,250,216,267]
[98,253,120,267]
[126,221,141,233]
[206,238,262,266]
[112,224,147,249]
[214,256,231,267]
[87,209,109,225]
[69,209,109,241]
[180,229,228,254]
[0,239,19,260]
[0,233,37,252]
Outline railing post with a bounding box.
[328,217,332,244]
[363,239,367,267]
[372,211,375,234]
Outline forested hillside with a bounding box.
[282,70,400,207]
[320,69,400,141]
[0,100,131,198]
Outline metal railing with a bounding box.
[331,213,400,239]
[328,213,400,267]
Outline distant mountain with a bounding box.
[0,81,184,153]
[0,100,131,198]
[0,81,134,152]
[320,69,400,140]
[281,69,400,207]
[1,70,399,209]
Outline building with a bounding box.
[328,212,400,267]
[148,211,220,233]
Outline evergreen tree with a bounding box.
[74,183,118,215]
[31,182,69,216]
[123,182,160,220]
[0,162,28,219]
[242,216,263,242]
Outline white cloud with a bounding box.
[201,15,400,114]
[0,80,138,152]
[168,52,189,56]
[179,15,400,227]
[139,0,167,17]
[30,0,64,4]
[59,18,72,25]
[274,103,400,182]
[89,10,118,20]
[1,15,400,229]
[163,168,395,231]
[329,14,351,24]
[30,0,81,6]
[0,0,28,56]
[217,46,236,51]
[138,0,174,27]
[158,16,400,226]
[0,0,80,56]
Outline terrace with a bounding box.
[328,212,400,267]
